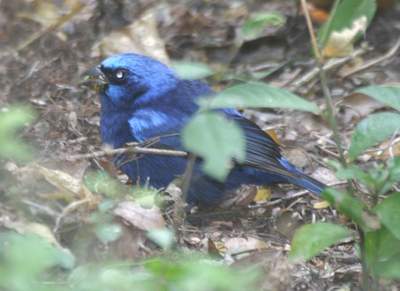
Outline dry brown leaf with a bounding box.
[311,166,339,186]
[254,186,272,202]
[372,138,400,160]
[302,2,330,24]
[222,237,269,257]
[313,200,330,209]
[340,93,384,123]
[219,185,257,208]
[3,220,72,256]
[92,9,169,64]
[31,164,98,208]
[322,16,368,58]
[113,201,166,231]
[208,238,225,257]
[4,221,59,245]
[266,129,281,146]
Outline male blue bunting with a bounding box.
[88,53,325,206]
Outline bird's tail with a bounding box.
[279,158,326,195]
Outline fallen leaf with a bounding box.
[222,237,269,258]
[219,185,257,208]
[2,220,74,266]
[113,201,166,231]
[254,186,272,202]
[311,166,339,186]
[92,9,169,64]
[266,129,281,145]
[303,3,330,24]
[340,93,384,124]
[322,16,368,58]
[372,138,400,160]
[313,201,330,209]
[32,164,99,208]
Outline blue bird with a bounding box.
[89,53,325,206]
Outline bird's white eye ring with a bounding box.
[115,70,125,79]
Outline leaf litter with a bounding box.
[1,0,400,290]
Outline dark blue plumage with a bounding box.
[94,53,325,206]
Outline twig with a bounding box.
[301,0,322,62]
[300,1,371,288]
[300,0,346,166]
[341,37,400,78]
[53,198,90,233]
[181,154,197,203]
[65,145,188,161]
[289,47,369,89]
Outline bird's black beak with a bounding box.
[81,65,108,91]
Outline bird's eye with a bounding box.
[114,69,125,80]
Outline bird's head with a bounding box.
[87,53,178,110]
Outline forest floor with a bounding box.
[1,0,400,290]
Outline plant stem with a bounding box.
[318,66,347,166]
[300,0,346,166]
[300,1,373,289]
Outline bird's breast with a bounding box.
[100,111,135,148]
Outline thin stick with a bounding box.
[181,154,197,202]
[65,145,188,161]
[301,0,322,62]
[341,37,400,78]
[300,1,370,289]
[300,0,346,165]
[290,47,368,89]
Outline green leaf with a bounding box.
[365,227,400,279]
[374,254,400,279]
[348,112,400,160]
[182,112,245,181]
[356,85,400,112]
[289,222,351,261]
[322,188,380,231]
[198,82,320,114]
[147,228,175,250]
[335,164,375,189]
[374,193,400,240]
[318,0,376,48]
[172,61,214,80]
[240,12,286,41]
[95,223,122,244]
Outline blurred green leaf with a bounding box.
[172,61,214,80]
[374,254,400,279]
[348,112,400,160]
[95,223,122,244]
[182,111,245,181]
[0,233,72,291]
[69,264,158,291]
[318,0,376,48]
[147,228,175,250]
[365,227,400,279]
[374,193,400,240]
[289,222,351,261]
[0,106,34,161]
[85,171,130,198]
[322,188,380,231]
[356,85,400,112]
[199,82,320,114]
[145,256,260,291]
[240,11,285,41]
[335,164,375,189]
